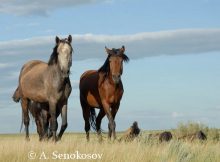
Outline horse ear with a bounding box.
[120,45,125,53]
[105,46,112,55]
[68,35,72,43]
[56,36,60,44]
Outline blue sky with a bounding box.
[0,0,220,133]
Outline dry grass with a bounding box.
[0,131,220,162]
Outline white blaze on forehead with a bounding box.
[57,42,72,72]
[57,43,72,54]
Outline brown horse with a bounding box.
[13,35,73,141]
[79,46,129,141]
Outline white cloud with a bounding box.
[0,0,106,16]
[0,63,13,69]
[171,112,184,118]
[1,29,220,60]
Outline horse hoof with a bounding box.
[25,137,30,141]
[51,136,58,143]
[97,135,103,143]
[56,136,61,141]
[98,138,103,143]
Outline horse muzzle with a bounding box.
[112,75,121,84]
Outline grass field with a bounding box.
[0,127,220,162]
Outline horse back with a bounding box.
[13,60,46,102]
[19,60,49,102]
[19,60,45,81]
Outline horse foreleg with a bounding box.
[36,117,44,141]
[107,114,115,140]
[41,109,50,140]
[57,104,68,141]
[83,108,90,142]
[49,101,58,142]
[111,103,120,140]
[96,109,105,141]
[102,101,115,140]
[47,118,53,139]
[21,98,30,141]
[80,95,91,141]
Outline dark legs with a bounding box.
[21,98,30,141]
[80,95,120,141]
[57,104,68,140]
[41,109,50,140]
[33,102,67,142]
[49,101,58,142]
[35,115,44,141]
[80,95,91,141]
[83,107,91,141]
[96,109,105,141]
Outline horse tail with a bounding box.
[12,87,21,103]
[89,108,97,131]
[20,100,35,133]
[20,111,24,132]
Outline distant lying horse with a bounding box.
[177,130,207,141]
[13,35,73,141]
[159,131,173,142]
[119,121,140,142]
[79,46,129,141]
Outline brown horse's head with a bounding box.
[49,35,73,77]
[103,46,129,84]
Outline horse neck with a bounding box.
[48,63,67,82]
[101,71,120,88]
[107,72,115,85]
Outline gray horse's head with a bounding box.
[56,35,73,77]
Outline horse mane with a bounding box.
[98,48,129,74]
[98,55,110,74]
[121,53,129,62]
[48,45,58,65]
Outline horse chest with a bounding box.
[46,77,66,99]
[108,95,115,104]
[101,85,121,104]
[109,90,122,104]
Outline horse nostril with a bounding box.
[115,74,121,79]
[112,75,121,83]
